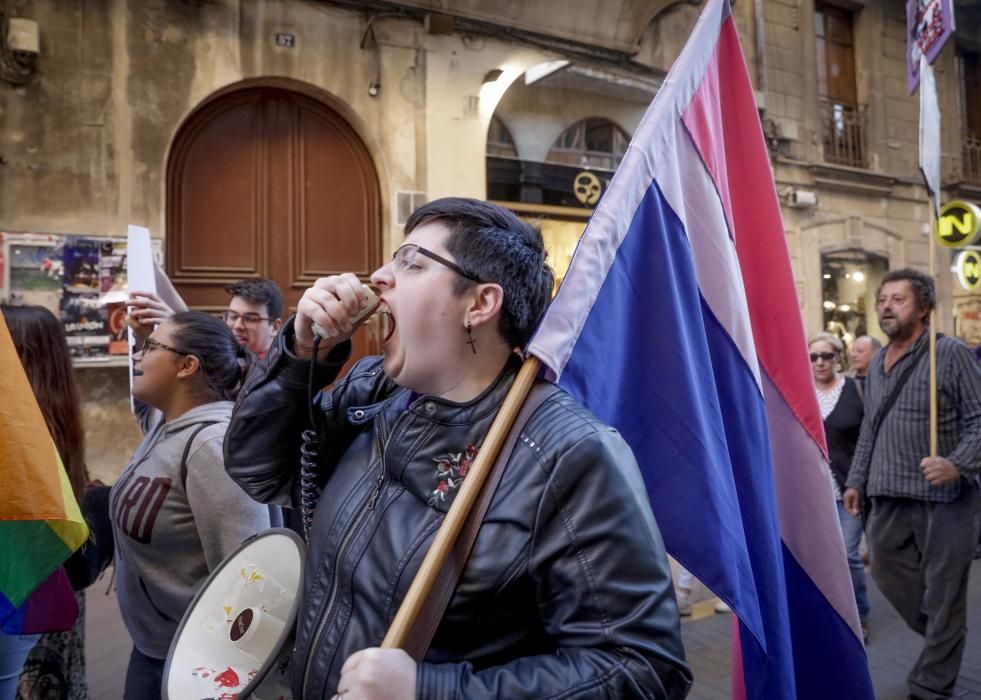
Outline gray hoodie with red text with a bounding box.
[109,401,275,659]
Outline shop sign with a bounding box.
[937,201,981,248]
[955,249,981,291]
[573,171,603,207]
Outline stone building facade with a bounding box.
[0,0,978,479]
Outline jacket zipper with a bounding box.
[300,429,389,698]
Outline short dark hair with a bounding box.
[877,268,936,313]
[405,198,554,348]
[169,311,247,401]
[224,278,284,320]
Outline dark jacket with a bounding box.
[225,323,691,699]
[824,377,864,492]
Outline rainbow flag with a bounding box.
[0,312,88,628]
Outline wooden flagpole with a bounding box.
[382,355,541,649]
[929,218,938,458]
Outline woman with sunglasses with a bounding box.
[809,332,869,642]
[110,307,277,699]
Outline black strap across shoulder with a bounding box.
[179,421,219,490]
[867,336,935,450]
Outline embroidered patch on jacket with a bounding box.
[428,443,478,508]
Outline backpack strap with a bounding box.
[179,421,219,490]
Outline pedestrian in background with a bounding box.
[2,305,113,700]
[222,278,284,359]
[809,331,869,642]
[111,305,277,700]
[844,269,981,700]
[849,335,882,398]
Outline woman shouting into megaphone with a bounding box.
[225,198,692,700]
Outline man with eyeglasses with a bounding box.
[223,279,284,359]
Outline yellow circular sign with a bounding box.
[937,201,981,248]
[573,171,602,206]
[956,250,981,291]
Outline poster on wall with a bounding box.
[107,301,129,355]
[63,239,101,292]
[956,300,981,346]
[99,241,127,293]
[61,291,109,358]
[2,231,164,364]
[3,238,62,313]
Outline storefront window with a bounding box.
[487,116,518,158]
[821,249,888,345]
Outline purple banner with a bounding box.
[907,0,955,94]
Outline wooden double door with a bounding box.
[166,86,382,359]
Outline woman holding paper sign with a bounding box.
[111,303,276,700]
[225,198,692,699]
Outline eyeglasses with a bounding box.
[141,336,190,357]
[392,244,483,283]
[809,352,836,363]
[223,310,274,327]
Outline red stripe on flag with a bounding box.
[682,15,827,457]
[732,616,747,700]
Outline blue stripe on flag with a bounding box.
[556,179,803,697]
[782,545,875,699]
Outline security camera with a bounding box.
[367,81,380,97]
[788,189,818,209]
[8,18,39,56]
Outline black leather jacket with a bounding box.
[225,323,691,699]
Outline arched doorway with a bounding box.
[166,85,382,362]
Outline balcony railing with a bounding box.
[965,131,981,186]
[820,99,868,169]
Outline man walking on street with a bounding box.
[844,268,981,700]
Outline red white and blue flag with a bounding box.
[527,0,874,696]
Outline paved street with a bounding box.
[86,560,981,698]
[681,559,981,699]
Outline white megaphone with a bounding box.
[163,528,304,700]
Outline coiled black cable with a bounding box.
[299,335,323,542]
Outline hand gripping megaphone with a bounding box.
[163,528,305,700]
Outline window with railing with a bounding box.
[820,98,869,168]
[959,49,981,185]
[815,4,867,168]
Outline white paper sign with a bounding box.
[126,225,156,412]
[918,55,941,217]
